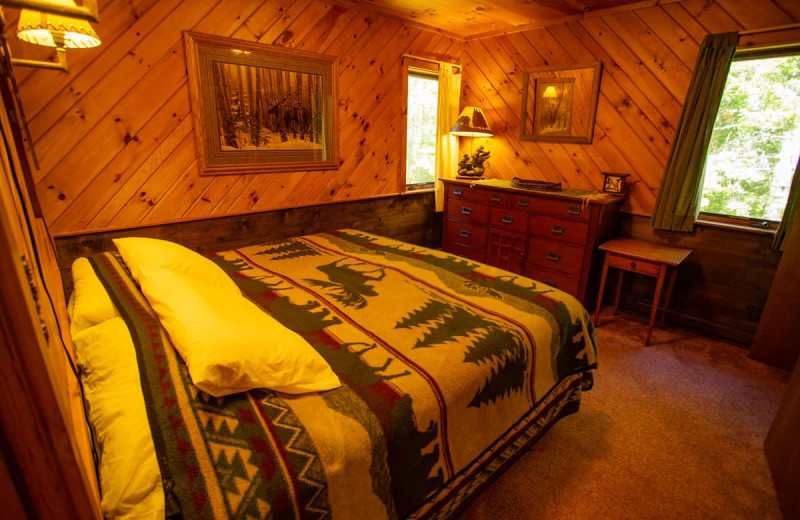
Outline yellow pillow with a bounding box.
[112,237,239,297]
[73,318,164,520]
[69,257,120,334]
[136,266,341,397]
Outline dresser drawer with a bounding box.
[444,242,486,264]
[607,253,661,276]
[489,207,528,233]
[447,200,490,224]
[447,184,511,207]
[527,238,584,277]
[524,265,580,297]
[531,198,589,220]
[530,214,589,245]
[445,219,488,251]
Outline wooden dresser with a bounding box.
[441,179,623,306]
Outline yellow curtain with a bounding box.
[434,64,462,212]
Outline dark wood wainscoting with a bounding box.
[604,214,781,346]
[55,191,441,296]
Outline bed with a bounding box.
[69,229,597,520]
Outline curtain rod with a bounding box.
[739,22,800,36]
[402,54,459,68]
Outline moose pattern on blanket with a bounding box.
[92,230,597,520]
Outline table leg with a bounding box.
[613,269,624,315]
[593,253,611,326]
[661,268,677,326]
[646,264,667,346]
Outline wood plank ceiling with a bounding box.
[324,0,650,38]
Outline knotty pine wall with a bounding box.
[460,0,800,216]
[7,0,463,236]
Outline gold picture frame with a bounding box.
[520,62,602,144]
[184,32,338,175]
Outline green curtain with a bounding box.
[651,32,739,231]
[773,157,800,251]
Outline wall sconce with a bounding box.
[1,0,101,72]
[450,106,493,179]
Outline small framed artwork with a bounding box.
[602,172,630,194]
[520,62,603,144]
[184,31,339,175]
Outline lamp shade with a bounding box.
[17,2,101,49]
[449,106,492,137]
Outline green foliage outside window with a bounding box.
[701,55,800,221]
[406,74,439,185]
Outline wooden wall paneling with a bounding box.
[50,88,191,232]
[635,6,701,67]
[28,0,211,159]
[601,12,693,100]
[86,112,193,230]
[774,0,800,20]
[108,132,198,226]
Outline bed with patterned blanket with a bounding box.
[73,229,597,520]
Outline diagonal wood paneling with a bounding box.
[9,0,463,235]
[460,0,800,216]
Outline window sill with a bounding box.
[695,217,777,236]
[405,184,434,193]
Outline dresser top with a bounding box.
[443,178,625,206]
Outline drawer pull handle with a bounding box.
[460,230,471,238]
[461,207,472,215]
[502,216,514,224]
[630,261,637,269]
[454,188,463,195]
[568,206,581,215]
[517,199,529,207]
[492,194,502,202]
[543,280,557,288]
[551,225,565,235]
[547,252,561,261]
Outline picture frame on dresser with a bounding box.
[184,31,339,175]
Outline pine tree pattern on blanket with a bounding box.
[90,229,597,520]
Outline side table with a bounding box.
[593,238,692,345]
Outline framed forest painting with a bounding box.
[184,32,339,175]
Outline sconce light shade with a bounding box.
[450,106,492,137]
[17,4,101,49]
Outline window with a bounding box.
[700,53,800,224]
[405,69,439,187]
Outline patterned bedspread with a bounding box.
[91,229,597,520]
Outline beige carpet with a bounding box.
[459,311,790,520]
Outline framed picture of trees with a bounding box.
[184,32,338,175]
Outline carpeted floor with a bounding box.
[459,310,791,520]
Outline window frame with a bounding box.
[401,58,440,192]
[696,45,800,231]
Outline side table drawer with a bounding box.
[445,219,488,251]
[530,214,589,245]
[607,253,661,276]
[527,238,584,277]
[447,200,489,224]
[489,207,528,233]
[524,265,580,297]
